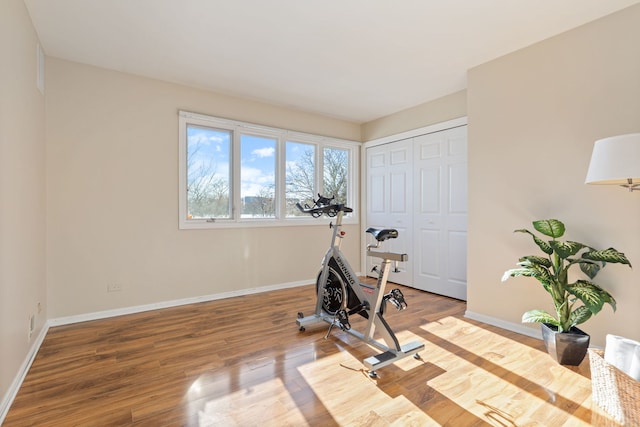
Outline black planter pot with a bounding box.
[540,323,590,366]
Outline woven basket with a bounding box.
[589,349,640,426]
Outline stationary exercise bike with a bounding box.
[296,195,424,377]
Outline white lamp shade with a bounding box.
[585,133,640,185]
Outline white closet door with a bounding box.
[413,126,467,300]
[366,139,413,285]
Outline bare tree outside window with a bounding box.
[286,142,315,216]
[186,125,231,218]
[241,135,276,218]
[323,147,348,205]
[286,143,350,216]
[243,185,275,217]
[179,112,356,227]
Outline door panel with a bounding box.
[413,126,467,300]
[365,126,467,299]
[369,174,385,213]
[390,172,407,213]
[366,139,412,285]
[448,231,467,283]
[449,164,467,213]
[418,229,440,277]
[420,167,440,213]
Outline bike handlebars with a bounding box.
[295,194,353,218]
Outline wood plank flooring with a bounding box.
[4,283,616,426]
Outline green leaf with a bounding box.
[515,229,553,255]
[503,263,555,296]
[583,248,632,267]
[519,255,552,268]
[533,219,565,239]
[594,284,616,312]
[522,309,558,325]
[549,240,585,259]
[520,260,553,280]
[568,280,616,315]
[578,259,602,279]
[568,305,592,328]
[514,259,554,284]
[503,266,544,287]
[533,236,553,255]
[502,267,532,281]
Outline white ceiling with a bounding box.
[24,0,639,123]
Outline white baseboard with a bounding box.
[49,279,313,327]
[0,322,50,424]
[0,279,313,422]
[464,310,542,340]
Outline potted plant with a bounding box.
[503,219,631,365]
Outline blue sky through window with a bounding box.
[240,134,276,198]
[181,113,355,224]
[187,126,311,199]
[186,125,230,188]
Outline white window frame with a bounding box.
[178,111,359,229]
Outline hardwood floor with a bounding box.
[4,283,615,426]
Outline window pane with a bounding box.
[186,125,231,219]
[240,134,276,218]
[323,147,348,206]
[286,141,315,216]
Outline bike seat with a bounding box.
[366,227,398,241]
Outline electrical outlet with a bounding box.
[107,283,123,292]
[28,315,34,340]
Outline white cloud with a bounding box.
[252,147,275,158]
[241,166,274,196]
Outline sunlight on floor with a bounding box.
[295,317,595,426]
[297,349,438,426]
[193,376,309,426]
[180,316,597,426]
[420,316,593,426]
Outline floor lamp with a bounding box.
[584,133,640,426]
[585,133,640,191]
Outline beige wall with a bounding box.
[45,58,362,318]
[467,4,640,347]
[0,0,47,404]
[362,90,467,141]
[3,0,640,411]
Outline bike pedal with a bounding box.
[336,309,351,330]
[388,298,402,310]
[390,289,408,309]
